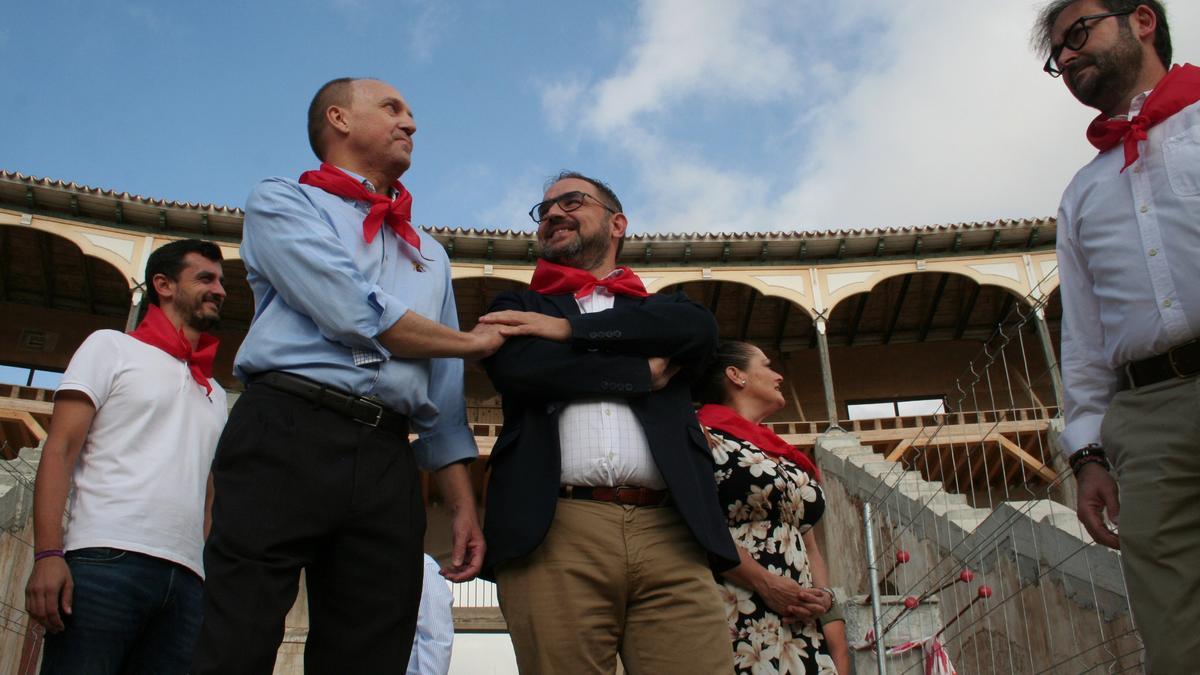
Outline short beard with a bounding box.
[540,222,613,272]
[1067,26,1144,114]
[184,295,222,332]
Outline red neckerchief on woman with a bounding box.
[1086,63,1200,172]
[298,162,427,258]
[697,403,820,481]
[528,259,650,299]
[129,304,219,396]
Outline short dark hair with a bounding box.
[694,341,760,406]
[546,170,627,256]
[145,239,223,307]
[1033,0,1172,69]
[307,77,360,160]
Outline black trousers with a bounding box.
[192,384,425,674]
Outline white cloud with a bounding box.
[537,0,1200,233]
[583,0,804,133]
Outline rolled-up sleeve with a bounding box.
[411,257,478,471]
[241,178,409,353]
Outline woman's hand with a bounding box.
[782,586,832,622]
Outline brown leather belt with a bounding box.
[559,485,671,507]
[253,371,410,436]
[1120,339,1200,390]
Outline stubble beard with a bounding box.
[1067,29,1145,114]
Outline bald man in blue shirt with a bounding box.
[193,77,502,674]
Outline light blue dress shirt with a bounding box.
[407,554,454,675]
[235,171,477,470]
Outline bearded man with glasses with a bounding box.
[1034,2,1200,671]
[474,171,739,674]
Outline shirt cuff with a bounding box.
[413,424,478,472]
[366,285,410,357]
[1058,413,1105,458]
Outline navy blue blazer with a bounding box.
[480,287,739,578]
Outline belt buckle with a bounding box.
[357,398,385,427]
[1167,347,1187,379]
[613,486,636,504]
[1123,361,1139,389]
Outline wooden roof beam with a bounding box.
[81,256,97,314]
[774,300,792,352]
[845,294,868,347]
[0,227,9,302]
[954,285,982,340]
[882,275,912,345]
[36,231,56,308]
[738,291,757,341]
[708,281,723,315]
[918,274,950,342]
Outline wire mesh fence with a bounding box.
[833,266,1145,674]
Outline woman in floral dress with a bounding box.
[696,342,848,674]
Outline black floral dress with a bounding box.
[707,427,837,675]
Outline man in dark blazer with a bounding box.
[477,171,738,674]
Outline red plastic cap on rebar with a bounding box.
[978,585,993,598]
[959,569,975,583]
[904,596,920,609]
[896,550,911,563]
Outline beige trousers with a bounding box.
[1101,375,1200,675]
[495,499,734,675]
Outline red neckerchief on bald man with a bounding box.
[528,259,650,299]
[697,404,820,481]
[298,162,428,259]
[1086,63,1200,172]
[129,304,219,396]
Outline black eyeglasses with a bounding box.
[1044,9,1134,77]
[528,191,618,223]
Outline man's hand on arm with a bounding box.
[377,310,504,360]
[1076,461,1120,549]
[433,462,485,582]
[477,310,571,342]
[647,356,680,390]
[26,392,95,633]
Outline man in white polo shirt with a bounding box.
[24,238,227,675]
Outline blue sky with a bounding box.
[4,1,1198,236]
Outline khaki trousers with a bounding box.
[1101,375,1200,675]
[495,499,734,675]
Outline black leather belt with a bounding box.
[1120,339,1200,390]
[253,371,410,436]
[559,485,671,507]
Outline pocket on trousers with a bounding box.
[1162,124,1200,197]
[66,547,128,564]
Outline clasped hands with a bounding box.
[755,572,833,623]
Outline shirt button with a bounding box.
[1139,205,1149,213]
[1164,299,1173,308]
[604,408,611,416]
[1149,249,1158,257]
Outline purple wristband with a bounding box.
[34,549,65,562]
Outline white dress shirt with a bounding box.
[406,554,454,675]
[1056,94,1200,456]
[558,275,666,489]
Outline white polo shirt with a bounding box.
[58,329,227,577]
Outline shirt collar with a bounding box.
[334,165,398,199]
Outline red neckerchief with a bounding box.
[1086,63,1200,172]
[697,403,820,481]
[528,259,650,299]
[128,304,219,396]
[298,163,425,256]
